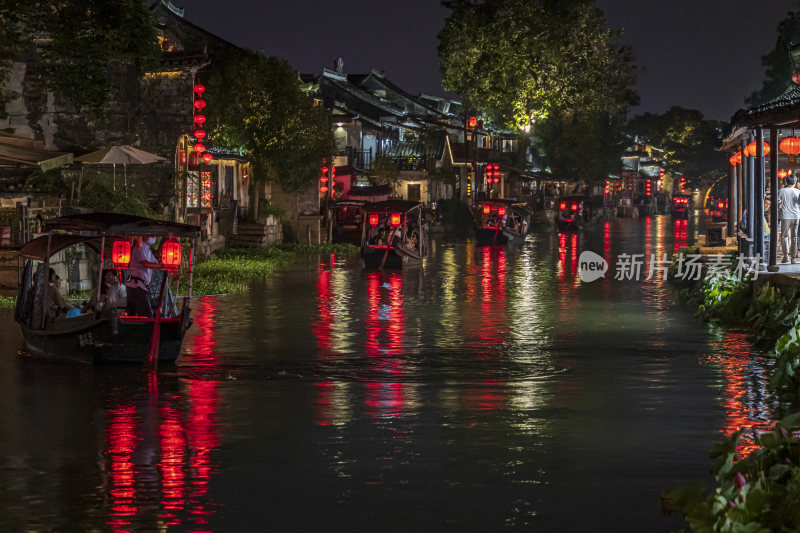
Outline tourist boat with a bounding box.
[474,199,531,245]
[671,194,693,219]
[331,199,365,244]
[13,212,199,364]
[554,195,592,231]
[360,200,428,269]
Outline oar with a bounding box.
[380,243,390,269]
[146,272,168,369]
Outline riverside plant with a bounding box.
[0,295,15,309]
[185,243,358,296]
[662,412,800,532]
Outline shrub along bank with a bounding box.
[664,249,800,530]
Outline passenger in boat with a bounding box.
[126,236,160,317]
[46,268,76,319]
[390,225,403,247]
[84,269,127,313]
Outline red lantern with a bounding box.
[483,205,491,215]
[194,129,206,140]
[498,207,506,216]
[779,136,800,163]
[320,166,328,174]
[188,151,198,167]
[779,169,788,178]
[793,72,800,84]
[193,99,207,111]
[193,84,206,95]
[559,202,566,211]
[193,143,206,154]
[179,150,186,165]
[729,154,737,166]
[202,152,213,163]
[112,239,131,268]
[744,141,770,157]
[319,176,328,184]
[369,213,379,227]
[319,185,329,193]
[194,114,206,126]
[390,213,401,226]
[161,239,182,269]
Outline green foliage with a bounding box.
[537,109,627,184]
[76,174,153,216]
[0,1,160,119]
[746,10,800,107]
[258,202,285,220]
[695,270,752,324]
[206,50,335,194]
[186,243,358,295]
[0,295,16,309]
[438,0,638,129]
[626,107,727,185]
[368,156,400,190]
[663,413,800,532]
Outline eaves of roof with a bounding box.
[731,84,800,128]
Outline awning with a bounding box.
[0,141,73,172]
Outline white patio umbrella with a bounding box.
[75,145,167,195]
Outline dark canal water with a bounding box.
[0,215,777,532]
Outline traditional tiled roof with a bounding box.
[731,84,800,127]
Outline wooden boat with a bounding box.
[554,195,592,231]
[671,194,693,219]
[361,200,428,269]
[14,212,199,364]
[331,199,366,244]
[474,199,530,245]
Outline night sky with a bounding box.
[168,0,795,121]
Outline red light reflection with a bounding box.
[674,219,688,254]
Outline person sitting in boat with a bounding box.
[46,268,76,319]
[488,214,499,227]
[500,210,508,228]
[84,269,127,314]
[390,225,403,247]
[126,236,160,318]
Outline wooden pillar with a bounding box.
[769,126,779,270]
[746,133,756,257]
[728,159,737,238]
[755,128,765,260]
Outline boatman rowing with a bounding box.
[126,236,161,317]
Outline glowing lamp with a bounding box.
[160,239,182,269]
[571,203,578,212]
[468,116,477,128]
[744,141,770,157]
[780,136,800,163]
[202,152,213,163]
[193,99,207,111]
[319,176,328,183]
[112,239,131,268]
[483,205,491,215]
[369,213,379,227]
[194,114,206,126]
[729,154,738,166]
[559,202,566,211]
[194,129,206,140]
[320,166,329,174]
[390,213,401,226]
[498,207,506,216]
[319,185,329,193]
[193,84,206,95]
[779,169,788,178]
[193,143,206,154]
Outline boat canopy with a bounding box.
[43,212,200,238]
[362,200,422,213]
[18,234,106,260]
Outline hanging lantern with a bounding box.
[319,185,329,193]
[744,141,771,157]
[202,152,213,163]
[193,84,206,95]
[193,99,207,111]
[161,239,182,269]
[188,151,199,167]
[779,136,800,164]
[779,169,788,178]
[369,213,379,227]
[498,207,506,216]
[482,205,491,215]
[194,129,206,141]
[319,176,328,184]
[194,114,207,126]
[729,153,738,166]
[111,239,131,268]
[390,213,401,226]
[193,143,206,154]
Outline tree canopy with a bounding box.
[206,50,334,211]
[438,0,639,129]
[626,107,726,183]
[0,0,160,119]
[746,8,800,108]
